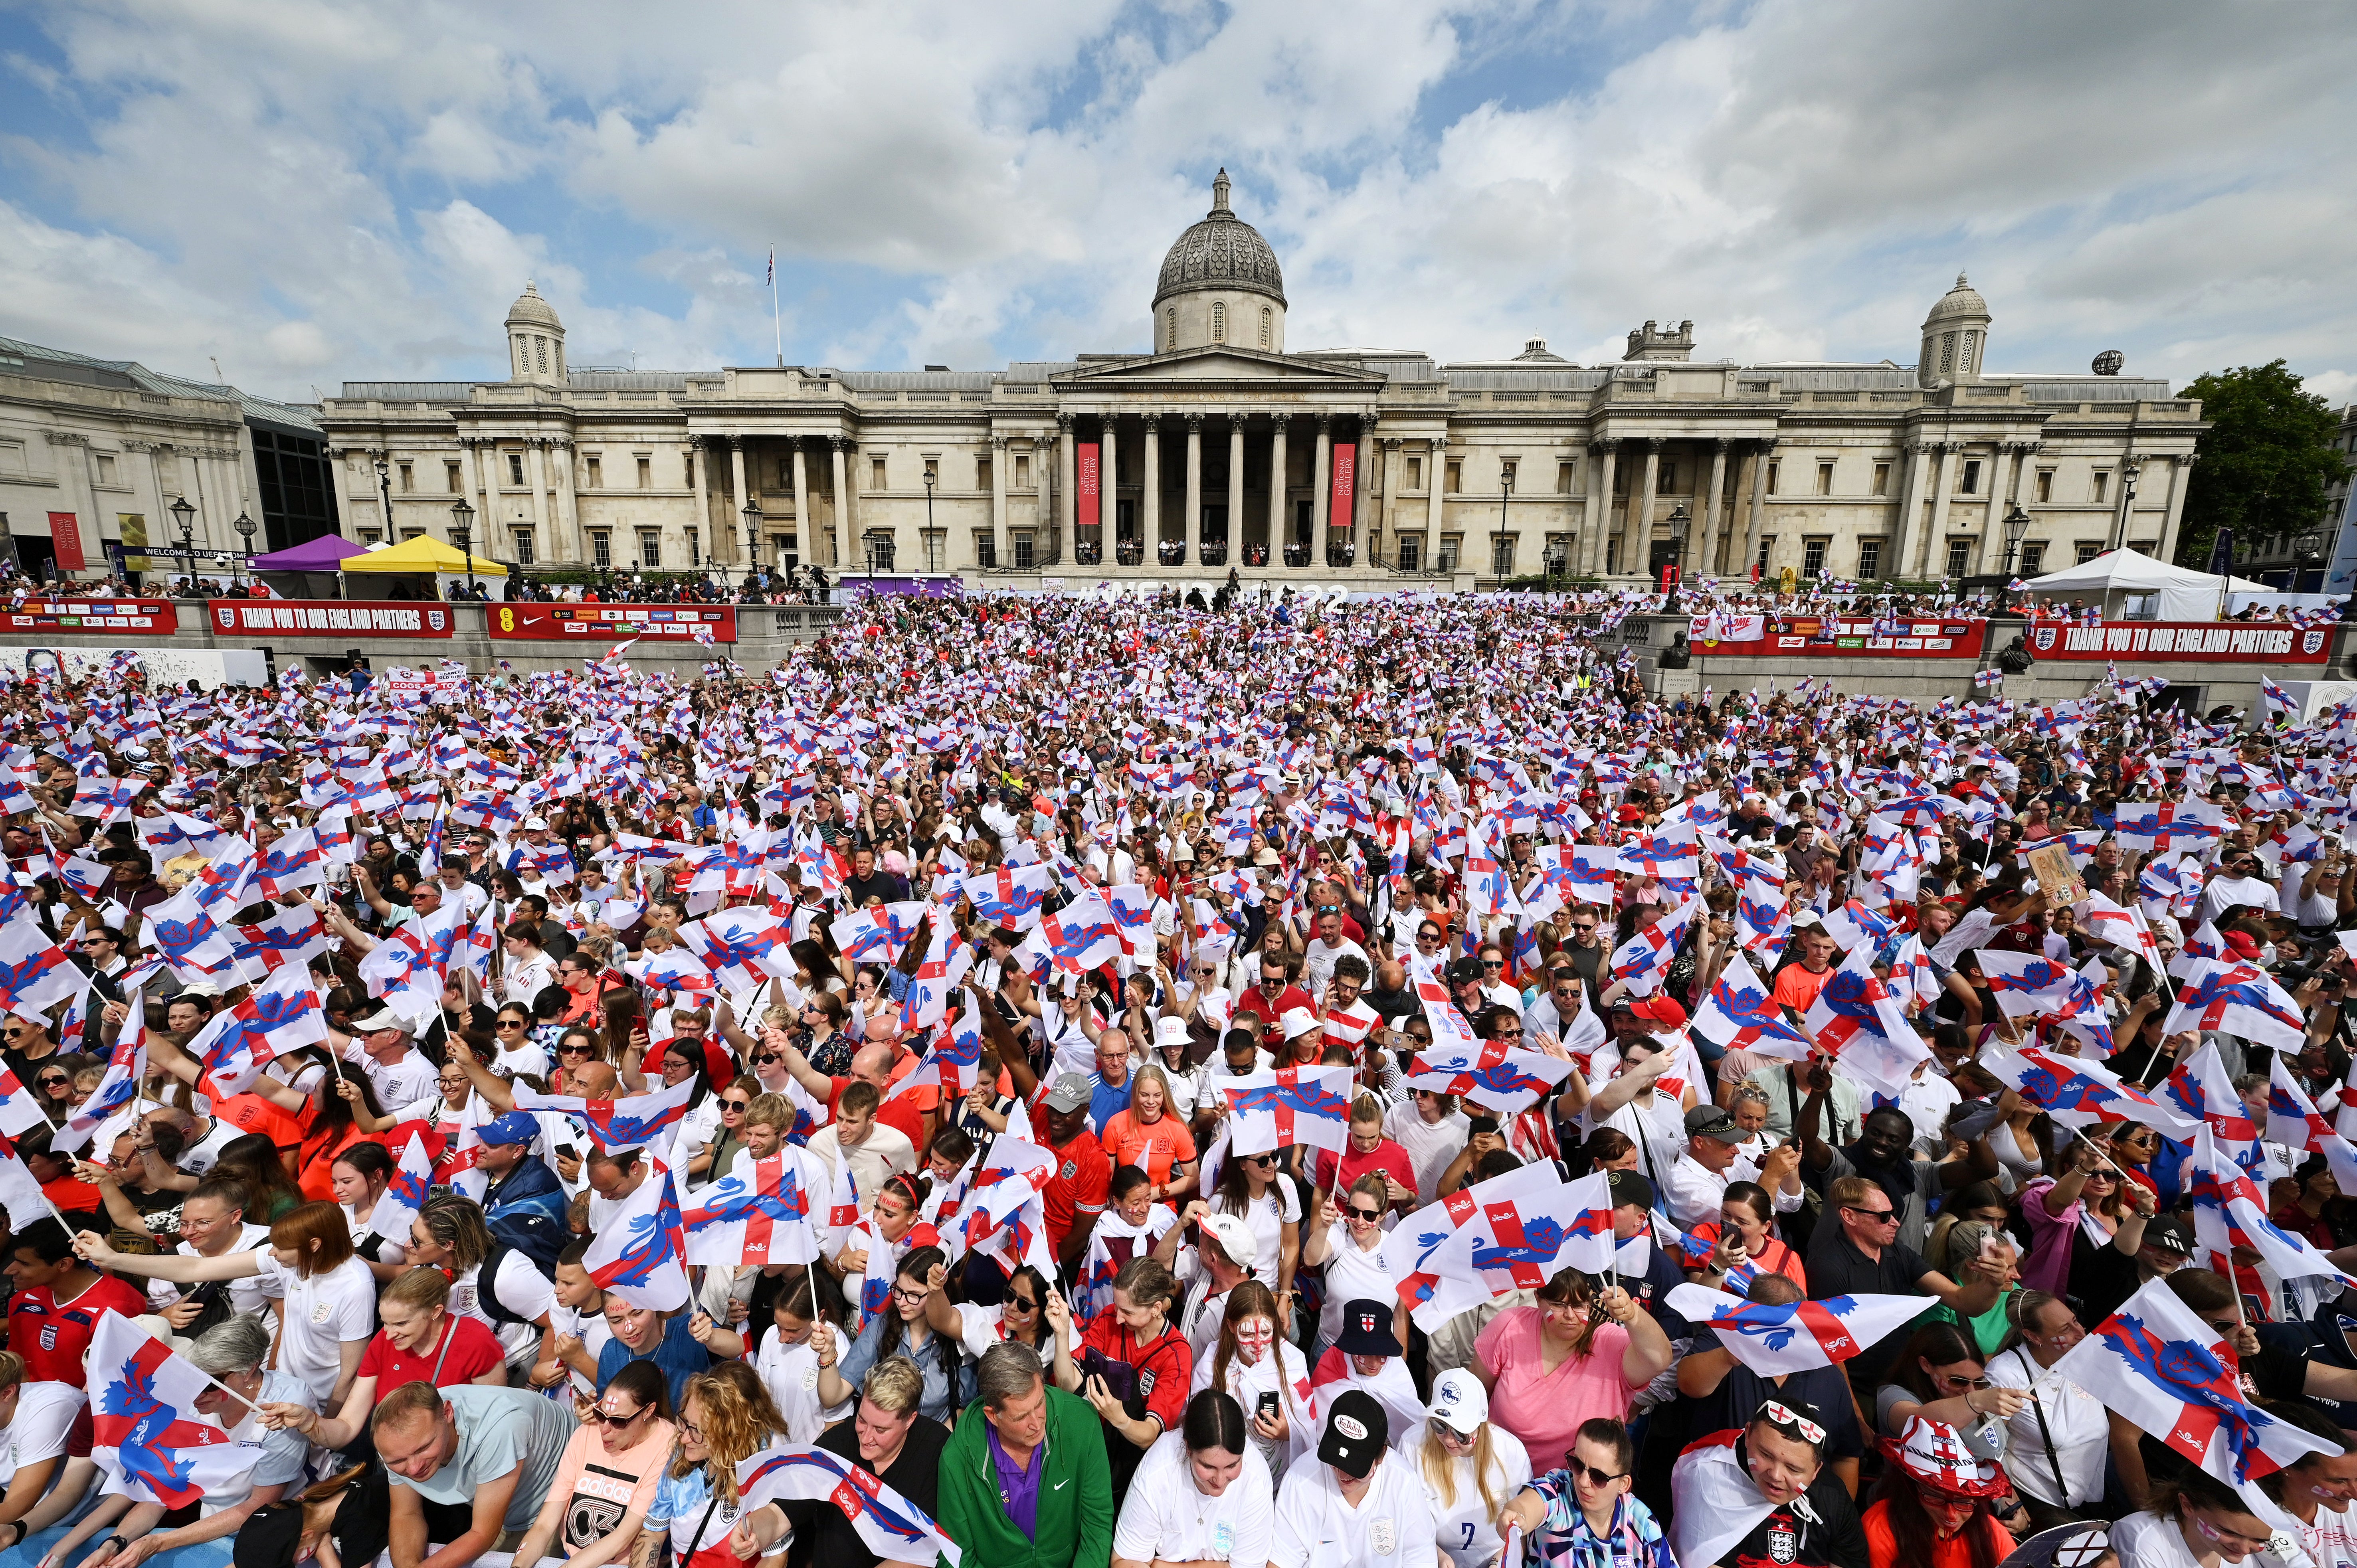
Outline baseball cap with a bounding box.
[2141,1218,2192,1259]
[1447,956,1488,986]
[1607,1169,1656,1212]
[2222,930,2262,962]
[477,1111,539,1148]
[1318,1389,1388,1479]
[523,815,549,830]
[1336,1297,1401,1358]
[350,1008,414,1035]
[1427,1369,1488,1434]
[1628,994,1688,1029]
[1041,1073,1092,1113]
[1685,1105,1741,1144]
[1199,1212,1259,1272]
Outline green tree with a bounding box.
[2171,360,2349,571]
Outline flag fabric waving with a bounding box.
[1221,1066,1354,1157]
[514,1080,697,1157]
[2187,1126,2357,1291]
[364,1131,435,1249]
[683,1145,854,1267]
[1664,1283,1937,1377]
[2164,957,2307,1053]
[87,1310,261,1509]
[1692,949,1815,1060]
[736,1443,962,1567]
[584,1159,690,1311]
[1383,1166,1614,1329]
[1980,1039,2199,1140]
[1403,1041,1576,1115]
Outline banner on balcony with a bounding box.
[1077,442,1100,530]
[1688,614,1986,658]
[209,600,452,638]
[4,598,176,634]
[489,604,737,642]
[2026,619,2331,664]
[1330,442,1355,534]
[45,514,85,573]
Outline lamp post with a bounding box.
[1999,502,2033,612]
[448,496,478,600]
[742,501,762,595]
[922,469,936,577]
[1495,466,1513,583]
[232,511,256,590]
[372,454,392,536]
[1663,502,1691,613]
[2296,529,2324,594]
[168,495,197,594]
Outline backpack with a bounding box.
[477,1214,564,1330]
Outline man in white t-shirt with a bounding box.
[347,1010,438,1111]
[1114,1424,1274,1568]
[1302,910,1370,1003]
[1270,1390,1439,1568]
[2199,849,2281,924]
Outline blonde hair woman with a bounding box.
[644,1362,786,1568]
[1407,1369,1534,1568]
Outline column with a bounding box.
[1422,438,1443,558]
[1102,414,1120,559]
[2157,452,2195,562]
[1379,439,1402,559]
[1226,413,1245,567]
[791,439,812,569]
[1310,415,1332,564]
[727,437,750,569]
[1269,418,1290,563]
[1698,438,1729,582]
[1922,443,1959,577]
[1055,413,1076,550]
[552,438,580,565]
[524,439,552,561]
[1631,438,1661,577]
[1142,416,1161,552]
[829,437,852,566]
[1741,437,1775,580]
[1352,421,1374,564]
[988,435,1007,566]
[1585,441,1617,576]
[1183,414,1203,566]
[1890,440,1930,581]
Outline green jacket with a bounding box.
[935,1385,1113,1568]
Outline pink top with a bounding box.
[1475,1306,1645,1468]
[2018,1177,2084,1296]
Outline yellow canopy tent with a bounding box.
[341,536,508,577]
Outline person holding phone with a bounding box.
[1191,1280,1316,1481]
[1053,1255,1194,1508]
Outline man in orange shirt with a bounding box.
[1771,929,1839,1015]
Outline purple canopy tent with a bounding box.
[251,534,369,601]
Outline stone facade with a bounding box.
[319,180,2206,590]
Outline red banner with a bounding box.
[4,598,176,634]
[1690,615,1987,658]
[44,514,84,574]
[1330,441,1355,533]
[1076,442,1100,530]
[2027,619,2333,664]
[209,599,453,637]
[487,604,736,643]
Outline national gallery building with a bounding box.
[319,171,2203,591]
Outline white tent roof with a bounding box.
[2020,548,2266,595]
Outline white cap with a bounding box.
[1200,1212,1259,1272]
[1427,1369,1489,1433]
[523,815,549,830]
[1154,1016,1192,1051]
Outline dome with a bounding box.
[1154,169,1286,309]
[1925,271,1987,322]
[505,280,563,330]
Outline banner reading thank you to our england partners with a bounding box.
[2027,619,2334,663]
[210,600,453,637]
[1689,614,1987,658]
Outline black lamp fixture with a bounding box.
[1999,502,2034,611]
[1663,502,1692,612]
[448,496,479,599]
[1496,464,1513,579]
[167,495,197,591]
[232,510,257,588]
[372,453,392,532]
[742,501,763,587]
[923,468,937,560]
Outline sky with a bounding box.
[1,0,2352,407]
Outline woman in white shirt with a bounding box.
[750,1267,850,1445]
[1191,1281,1316,1482]
[0,1351,88,1545]
[1112,1389,1275,1568]
[2111,1464,2300,1568]
[1399,1371,1532,1568]
[330,1141,412,1284]
[1212,1141,1301,1295]
[407,1193,555,1371]
[1302,1177,1400,1363]
[1985,1289,2110,1531]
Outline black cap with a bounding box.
[1336,1298,1402,1358]
[1318,1389,1388,1478]
[1607,1170,1656,1211]
[1447,955,1488,985]
[1684,1104,1741,1143]
[2142,1218,2191,1259]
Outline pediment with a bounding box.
[1059,346,1384,386]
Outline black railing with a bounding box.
[1245,544,1270,566]
[1369,546,1453,578]
[1116,540,1145,566]
[1282,544,1311,567]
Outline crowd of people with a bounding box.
[0,589,2344,1568]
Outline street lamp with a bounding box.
[1999,502,2034,611]
[922,469,936,577]
[742,501,762,593]
[1496,466,1513,582]
[448,496,478,599]
[373,455,392,536]
[1663,502,1691,613]
[232,511,257,590]
[167,495,197,594]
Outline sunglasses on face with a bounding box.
[558,1045,594,1058]
[720,1098,750,1110]
[497,1019,526,1030]
[1842,1205,1899,1226]
[589,1405,647,1427]
[1347,1205,1383,1221]
[754,1052,782,1066]
[1568,1460,1625,1487]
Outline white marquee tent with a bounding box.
[2017,548,2266,623]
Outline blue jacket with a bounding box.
[483,1155,568,1226]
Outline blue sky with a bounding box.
[1,0,2351,406]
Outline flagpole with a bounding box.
[769,246,784,368]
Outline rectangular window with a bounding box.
[511,528,535,565]
[590,530,611,568]
[585,457,602,488]
[400,528,425,542]
[637,529,661,569]
[96,454,118,484]
[1607,537,1619,574]
[923,458,939,484]
[685,526,699,566]
[1872,462,1890,496]
[1407,457,1423,490]
[637,456,651,489]
[2077,542,2103,564]
[398,463,414,492]
[922,530,946,572]
[2036,469,2054,503]
[1544,535,1569,572]
[1013,531,1035,569]
[774,533,798,569]
[2091,471,2110,504]
[684,455,695,487]
[778,460,793,488]
[1661,461,1678,492]
[864,530,895,570]
[1556,461,1575,494]
[976,532,997,569]
[508,453,525,486]
[1815,461,1832,496]
[2021,544,2046,574]
[1445,460,1462,494]
[1015,454,1031,488]
[977,456,991,490]
[358,528,382,546]
[1398,535,1423,571]
[871,457,887,490]
[1945,539,1972,578]
[1491,534,1516,575]
[1802,538,1828,576]
[1766,460,1781,494]
[1857,539,1883,579]
[445,461,462,493]
[1756,536,1775,576]
[1438,534,1461,571]
[1960,459,1981,495]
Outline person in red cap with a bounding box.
[1860,1413,2025,1568]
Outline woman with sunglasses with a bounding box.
[1211,1133,1300,1297]
[1190,1281,1314,1480]
[686,1082,754,1186]
[1874,1320,2028,1441]
[1983,1289,2106,1532]
[1472,1265,1672,1478]
[2020,1129,2146,1298]
[1302,1173,1402,1363]
[1500,1415,1674,1568]
[28,1061,74,1126]
[486,1002,548,1080]
[1403,1370,1532,1568]
[510,1360,675,1568]
[1862,1414,2021,1568]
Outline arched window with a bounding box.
[1259,307,1271,349]
[1166,308,1177,352]
[1211,301,1225,343]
